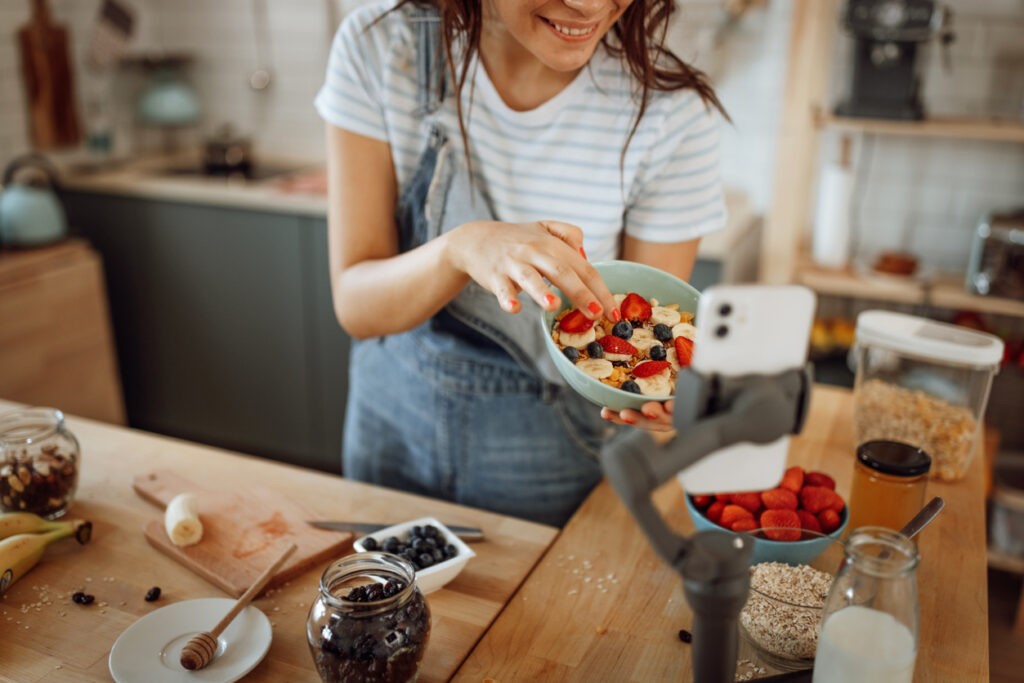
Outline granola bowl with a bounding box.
[738,533,844,671]
[540,260,701,412]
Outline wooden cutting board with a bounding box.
[133,469,352,597]
[18,0,81,148]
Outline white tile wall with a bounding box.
[0,0,1021,275]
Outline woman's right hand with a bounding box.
[443,220,620,321]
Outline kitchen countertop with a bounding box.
[453,384,991,682]
[58,154,757,259]
[0,398,557,682]
[59,154,329,217]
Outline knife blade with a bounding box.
[306,520,484,542]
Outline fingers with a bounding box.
[510,263,562,312]
[539,220,584,254]
[532,237,617,321]
[601,403,675,432]
[492,276,522,314]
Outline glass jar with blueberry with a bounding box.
[307,552,431,683]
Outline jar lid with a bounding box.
[857,440,932,477]
[855,310,1004,368]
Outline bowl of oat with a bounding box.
[540,260,701,411]
[739,533,844,671]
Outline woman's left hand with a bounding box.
[601,400,675,433]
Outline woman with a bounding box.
[315,0,727,526]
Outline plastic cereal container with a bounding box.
[852,311,1003,481]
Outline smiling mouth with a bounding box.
[540,17,598,38]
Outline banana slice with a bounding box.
[635,369,672,396]
[613,293,626,308]
[164,493,203,547]
[672,322,697,342]
[576,358,613,379]
[557,327,596,349]
[651,306,682,327]
[629,328,657,354]
[666,346,680,371]
[604,352,632,362]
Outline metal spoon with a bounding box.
[897,496,945,542]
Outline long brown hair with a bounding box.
[392,1,728,172]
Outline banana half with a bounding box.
[164,493,203,547]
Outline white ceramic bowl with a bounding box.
[351,516,475,594]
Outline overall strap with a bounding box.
[410,7,446,116]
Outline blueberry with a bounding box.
[431,547,444,563]
[653,323,672,342]
[621,380,641,394]
[411,537,429,551]
[402,548,419,563]
[424,525,440,539]
[383,536,401,553]
[418,553,434,568]
[410,525,423,539]
[586,341,603,358]
[562,346,580,362]
[650,344,666,361]
[444,544,458,559]
[144,586,161,602]
[678,629,692,643]
[362,536,379,551]
[612,321,633,340]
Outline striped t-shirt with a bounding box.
[315,0,726,262]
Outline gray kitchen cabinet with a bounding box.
[62,192,349,473]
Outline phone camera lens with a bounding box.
[715,325,729,338]
[718,303,732,316]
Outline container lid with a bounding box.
[855,310,1004,368]
[857,440,932,477]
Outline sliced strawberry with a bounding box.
[674,336,694,367]
[620,292,652,322]
[633,360,671,378]
[597,335,638,355]
[558,309,594,334]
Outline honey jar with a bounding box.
[847,440,930,533]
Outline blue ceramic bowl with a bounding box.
[539,260,701,412]
[684,494,849,565]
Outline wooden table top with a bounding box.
[0,400,557,682]
[454,384,990,682]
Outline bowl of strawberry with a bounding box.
[684,466,849,565]
[540,260,701,411]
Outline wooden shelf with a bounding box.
[816,111,1024,144]
[794,255,1024,318]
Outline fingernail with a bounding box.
[601,414,612,421]
[579,246,587,259]
[623,419,635,425]
[506,299,519,311]
[643,412,656,420]
[612,309,622,322]
[545,294,557,307]
[587,301,601,315]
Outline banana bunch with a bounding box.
[0,511,92,594]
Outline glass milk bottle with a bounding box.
[813,527,919,683]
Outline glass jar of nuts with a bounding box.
[0,408,80,519]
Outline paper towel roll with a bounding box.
[812,162,854,268]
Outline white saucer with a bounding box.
[109,598,272,683]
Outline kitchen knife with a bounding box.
[307,520,484,542]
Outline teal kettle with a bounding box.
[0,155,69,248]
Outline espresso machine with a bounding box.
[835,0,953,120]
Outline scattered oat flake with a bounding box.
[595,626,607,635]
[567,589,578,595]
[85,577,92,582]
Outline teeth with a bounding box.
[550,21,594,37]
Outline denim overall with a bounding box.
[342,8,611,527]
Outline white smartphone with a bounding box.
[676,284,816,494]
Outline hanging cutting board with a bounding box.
[18,0,82,149]
[133,470,353,597]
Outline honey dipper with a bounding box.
[179,543,297,670]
